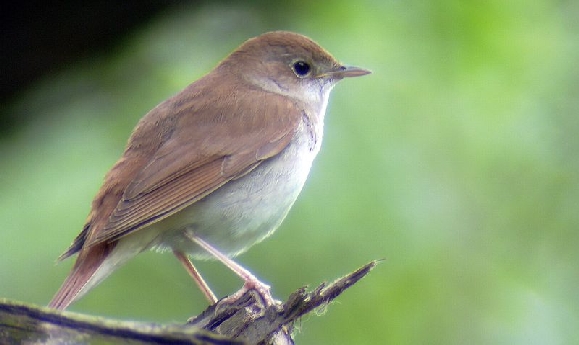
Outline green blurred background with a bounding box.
[2,1,578,344]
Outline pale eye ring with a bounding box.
[292,60,311,77]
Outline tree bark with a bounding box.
[0,261,377,344]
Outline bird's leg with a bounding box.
[184,232,276,307]
[173,250,218,304]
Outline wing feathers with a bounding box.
[91,158,230,244]
[83,86,302,248]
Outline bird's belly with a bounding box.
[143,131,319,259]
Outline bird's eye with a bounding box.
[292,61,311,77]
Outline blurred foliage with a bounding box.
[1,1,578,344]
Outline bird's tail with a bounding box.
[49,243,113,310]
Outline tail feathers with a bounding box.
[49,244,112,310]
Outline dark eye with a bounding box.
[292,61,311,77]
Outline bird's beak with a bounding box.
[317,65,371,79]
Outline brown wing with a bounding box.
[85,86,302,247]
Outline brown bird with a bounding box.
[49,31,370,310]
